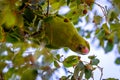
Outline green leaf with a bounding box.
[63,55,80,67]
[96,29,105,39]
[106,32,115,43]
[67,0,70,6]
[108,9,119,22]
[85,31,91,38]
[60,76,68,80]
[76,27,81,32]
[50,0,65,11]
[88,55,96,59]
[104,41,114,53]
[5,27,24,43]
[64,47,69,53]
[0,62,6,72]
[95,28,105,47]
[56,54,61,60]
[41,50,54,64]
[21,68,38,80]
[115,57,120,65]
[93,15,102,24]
[102,23,110,34]
[73,61,84,79]
[117,42,120,53]
[85,69,92,79]
[116,30,120,41]
[54,61,60,68]
[12,53,25,67]
[76,0,81,8]
[105,78,119,80]
[4,68,15,80]
[6,33,20,43]
[99,39,104,48]
[113,0,120,12]
[65,6,83,24]
[23,8,35,23]
[110,23,120,31]
[15,14,24,28]
[79,70,84,80]
[91,58,100,65]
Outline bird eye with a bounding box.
[77,44,85,50]
[64,18,69,22]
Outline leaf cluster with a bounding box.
[0,0,120,80]
[58,55,100,80]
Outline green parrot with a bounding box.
[41,15,90,55]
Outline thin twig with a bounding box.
[0,72,4,80]
[94,2,107,22]
[97,66,103,80]
[91,72,95,80]
[46,0,50,16]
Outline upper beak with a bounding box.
[81,47,89,55]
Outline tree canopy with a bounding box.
[0,0,120,80]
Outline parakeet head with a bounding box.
[69,33,90,55]
[69,37,90,55]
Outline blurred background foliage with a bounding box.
[0,0,120,80]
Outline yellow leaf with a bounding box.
[2,6,16,28]
[0,26,5,42]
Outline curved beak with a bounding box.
[81,47,90,55]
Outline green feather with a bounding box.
[41,15,90,54]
